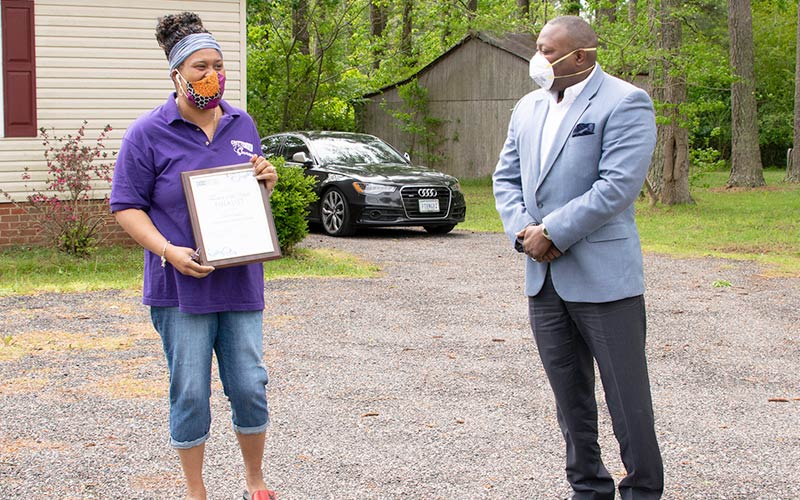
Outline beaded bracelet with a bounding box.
[160,240,171,268]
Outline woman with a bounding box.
[110,12,278,500]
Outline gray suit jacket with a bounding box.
[493,66,656,302]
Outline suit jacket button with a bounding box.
[537,202,543,208]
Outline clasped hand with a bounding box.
[516,225,562,263]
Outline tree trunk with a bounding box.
[562,2,580,15]
[401,0,414,63]
[527,0,549,26]
[369,1,387,70]
[647,118,667,203]
[369,1,387,37]
[598,0,617,24]
[659,0,693,204]
[293,0,310,55]
[727,0,765,187]
[646,0,664,200]
[467,0,478,23]
[517,0,529,19]
[660,123,693,204]
[788,1,800,182]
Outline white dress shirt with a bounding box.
[539,65,598,173]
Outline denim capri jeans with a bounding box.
[150,307,270,449]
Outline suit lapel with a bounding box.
[536,68,605,190]
[528,96,550,186]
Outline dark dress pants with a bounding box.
[528,269,663,500]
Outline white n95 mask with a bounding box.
[529,48,597,90]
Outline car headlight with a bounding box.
[326,173,349,182]
[353,182,397,195]
[450,181,461,192]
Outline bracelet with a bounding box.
[160,240,171,268]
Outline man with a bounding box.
[493,16,664,500]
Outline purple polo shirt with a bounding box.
[110,94,265,314]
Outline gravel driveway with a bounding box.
[1,229,798,499]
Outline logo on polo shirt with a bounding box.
[231,140,254,157]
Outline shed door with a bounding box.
[2,0,37,137]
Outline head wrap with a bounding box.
[168,33,223,73]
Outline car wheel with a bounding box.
[321,188,355,236]
[423,224,456,234]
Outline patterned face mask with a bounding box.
[175,70,225,110]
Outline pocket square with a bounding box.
[572,123,595,137]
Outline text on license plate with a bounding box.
[418,199,440,213]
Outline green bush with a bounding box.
[689,147,727,188]
[268,157,318,254]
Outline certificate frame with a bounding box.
[181,163,281,268]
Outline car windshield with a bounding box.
[311,136,407,165]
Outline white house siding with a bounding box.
[0,0,247,201]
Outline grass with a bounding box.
[0,245,143,295]
[459,169,799,276]
[459,177,502,233]
[0,245,380,296]
[636,169,799,275]
[264,247,380,279]
[2,169,796,294]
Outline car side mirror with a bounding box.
[403,152,411,163]
[292,151,313,165]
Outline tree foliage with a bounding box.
[247,0,798,177]
[753,0,796,166]
[379,79,446,166]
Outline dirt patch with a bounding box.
[0,330,136,361]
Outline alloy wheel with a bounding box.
[322,189,346,234]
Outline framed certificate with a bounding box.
[181,163,281,268]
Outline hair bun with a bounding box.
[155,12,209,58]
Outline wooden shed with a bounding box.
[358,31,537,180]
[0,0,247,247]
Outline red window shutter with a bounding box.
[2,0,37,137]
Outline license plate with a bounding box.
[418,199,440,213]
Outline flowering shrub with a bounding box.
[2,121,115,256]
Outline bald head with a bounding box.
[535,16,598,92]
[545,16,598,49]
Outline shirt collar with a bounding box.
[546,64,598,105]
[162,92,239,124]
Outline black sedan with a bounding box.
[262,131,466,236]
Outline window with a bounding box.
[2,0,37,137]
[311,136,407,165]
[261,135,283,158]
[283,136,311,164]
